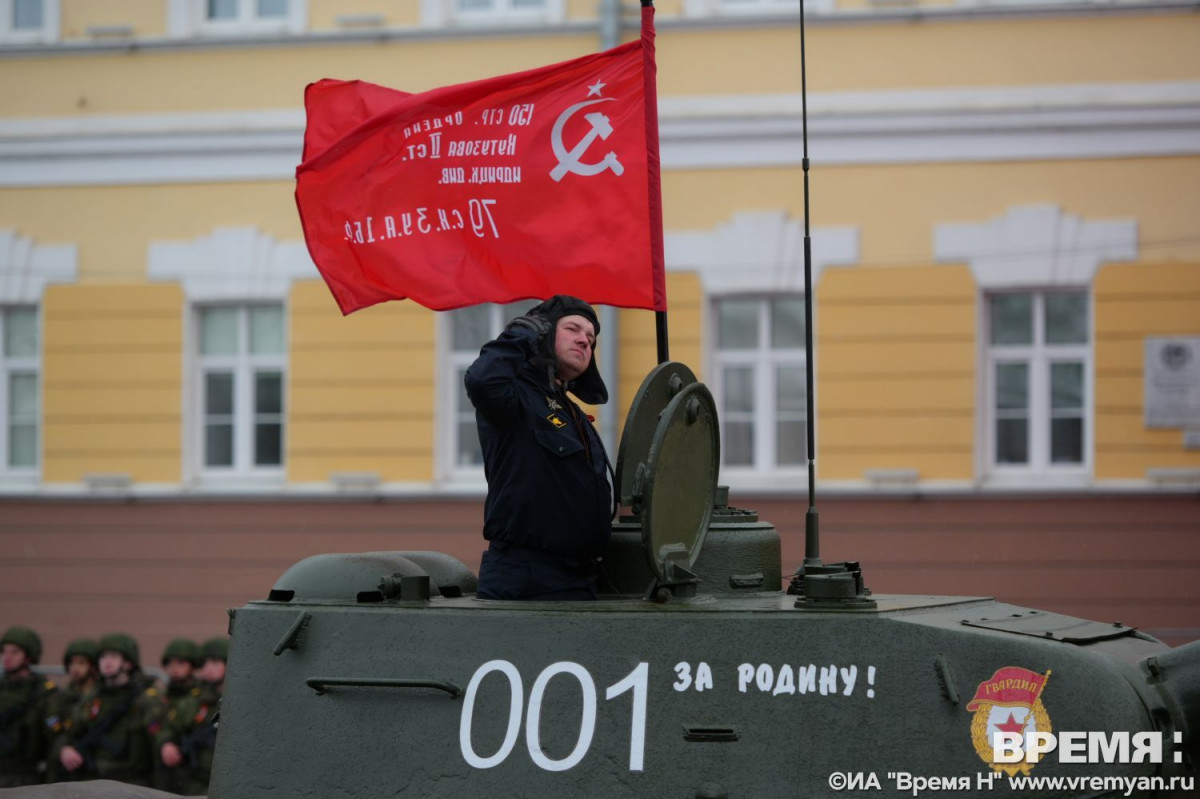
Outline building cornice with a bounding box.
[0,1,1194,58]
[0,82,1197,187]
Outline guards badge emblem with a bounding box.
[966,666,1052,776]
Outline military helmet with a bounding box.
[63,638,98,668]
[97,632,140,667]
[161,637,200,667]
[200,636,229,662]
[1,625,42,664]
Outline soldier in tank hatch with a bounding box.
[0,625,54,787]
[56,632,165,787]
[465,294,615,600]
[43,637,98,783]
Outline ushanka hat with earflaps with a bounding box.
[526,295,608,405]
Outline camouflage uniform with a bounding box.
[62,633,165,787]
[42,638,98,783]
[156,679,220,796]
[154,637,201,793]
[0,626,54,787]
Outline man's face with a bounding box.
[2,643,29,674]
[165,658,193,683]
[98,651,125,679]
[554,314,595,382]
[200,658,226,684]
[66,655,93,683]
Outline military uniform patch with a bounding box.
[546,413,567,428]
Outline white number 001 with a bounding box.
[459,660,649,773]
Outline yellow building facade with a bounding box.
[1,0,1198,498]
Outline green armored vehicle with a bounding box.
[207,361,1199,798]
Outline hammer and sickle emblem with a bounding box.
[549,98,625,183]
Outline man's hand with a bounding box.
[60,745,84,772]
[161,741,183,768]
[507,314,552,342]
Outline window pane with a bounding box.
[257,0,289,18]
[9,372,38,468]
[205,424,233,467]
[458,421,482,466]
[255,423,282,466]
[776,420,806,466]
[995,363,1028,410]
[1050,362,1083,410]
[989,294,1032,345]
[14,0,43,30]
[4,307,38,357]
[9,373,37,416]
[996,419,1028,464]
[1045,293,1088,345]
[717,299,759,350]
[770,297,806,349]
[724,421,753,466]
[452,306,493,352]
[457,0,491,10]
[208,0,238,20]
[1051,418,1083,464]
[255,371,282,414]
[776,365,806,413]
[201,308,239,355]
[249,306,284,355]
[513,0,545,8]
[723,367,754,413]
[205,372,234,416]
[9,424,37,468]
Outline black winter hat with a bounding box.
[526,295,608,405]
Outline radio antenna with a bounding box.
[788,2,874,609]
[799,0,820,570]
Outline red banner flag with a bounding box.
[296,7,666,315]
[965,667,1051,711]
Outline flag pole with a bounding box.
[640,0,669,364]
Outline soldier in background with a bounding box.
[157,660,221,795]
[160,638,199,708]
[196,637,228,691]
[0,625,54,787]
[57,632,165,787]
[43,638,98,783]
[152,636,227,795]
[154,637,200,793]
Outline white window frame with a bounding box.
[0,305,40,476]
[0,0,60,44]
[439,302,526,482]
[191,303,287,484]
[167,0,307,38]
[711,295,809,478]
[684,0,835,18]
[420,0,565,28]
[982,290,1092,483]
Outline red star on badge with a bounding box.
[996,712,1026,736]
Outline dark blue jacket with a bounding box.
[464,325,612,559]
